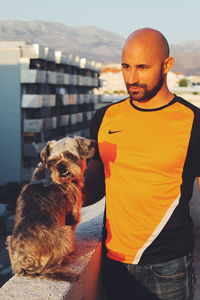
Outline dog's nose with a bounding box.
[57,163,67,173]
[57,163,70,177]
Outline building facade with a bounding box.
[99,63,127,94]
[0,42,101,184]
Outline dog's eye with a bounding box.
[64,153,78,162]
[47,159,56,167]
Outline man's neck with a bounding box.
[131,89,174,110]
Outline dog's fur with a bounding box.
[7,136,96,281]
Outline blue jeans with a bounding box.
[103,254,196,300]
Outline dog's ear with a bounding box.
[75,137,96,159]
[40,141,55,167]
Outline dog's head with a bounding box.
[40,136,96,184]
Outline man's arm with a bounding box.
[83,159,105,206]
[197,177,200,190]
[83,105,109,206]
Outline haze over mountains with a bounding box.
[0,20,199,75]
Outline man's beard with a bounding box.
[127,71,164,102]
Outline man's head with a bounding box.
[121,28,174,102]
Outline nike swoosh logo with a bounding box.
[108,130,123,134]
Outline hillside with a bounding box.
[0,20,199,75]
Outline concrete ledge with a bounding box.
[0,199,105,300]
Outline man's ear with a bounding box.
[163,57,175,74]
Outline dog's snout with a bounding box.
[57,163,70,177]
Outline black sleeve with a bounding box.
[192,135,200,177]
[190,110,200,178]
[90,105,109,161]
[83,105,109,206]
[83,159,105,206]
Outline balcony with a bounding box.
[77,94,84,104]
[92,77,99,87]
[45,47,56,61]
[22,166,36,181]
[44,117,57,129]
[47,71,57,84]
[56,73,69,85]
[23,119,43,132]
[83,76,93,86]
[76,75,83,86]
[0,200,105,299]
[83,94,90,103]
[57,115,70,127]
[68,75,77,85]
[89,94,100,104]
[55,52,73,65]
[21,44,46,59]
[70,114,77,125]
[67,54,80,67]
[82,76,89,86]
[21,70,46,83]
[23,142,45,157]
[43,95,56,107]
[80,58,102,72]
[82,77,99,87]
[69,94,77,105]
[56,73,64,84]
[21,95,43,108]
[84,111,93,122]
[61,94,70,105]
[1,182,200,299]
[76,112,83,124]
[22,95,56,108]
[63,74,70,85]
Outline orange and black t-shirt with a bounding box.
[90,95,200,264]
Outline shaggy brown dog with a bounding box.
[7,136,96,281]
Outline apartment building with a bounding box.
[0,42,101,184]
[99,63,126,94]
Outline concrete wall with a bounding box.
[0,48,22,184]
[0,199,105,300]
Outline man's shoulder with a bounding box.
[90,97,129,137]
[95,97,129,115]
[175,95,200,115]
[97,97,129,112]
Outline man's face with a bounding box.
[121,43,165,102]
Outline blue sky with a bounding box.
[1,0,200,44]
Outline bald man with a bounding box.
[84,28,200,299]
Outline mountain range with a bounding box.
[0,20,199,75]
